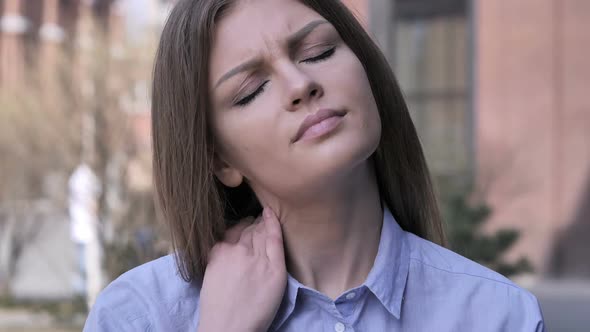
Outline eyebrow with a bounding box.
[214,19,329,89]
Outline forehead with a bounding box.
[209,0,325,73]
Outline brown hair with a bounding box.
[151,0,447,283]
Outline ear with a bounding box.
[213,153,244,188]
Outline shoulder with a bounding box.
[404,231,515,284]
[83,254,202,332]
[403,232,545,331]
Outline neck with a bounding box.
[268,160,383,300]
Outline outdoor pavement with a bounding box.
[10,215,78,300]
[528,279,590,332]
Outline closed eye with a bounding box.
[301,47,336,64]
[235,81,269,107]
[232,47,335,108]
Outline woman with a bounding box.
[84,0,546,331]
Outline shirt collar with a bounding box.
[270,205,410,330]
[364,205,410,319]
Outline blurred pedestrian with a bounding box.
[68,162,103,309]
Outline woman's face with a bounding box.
[209,0,381,201]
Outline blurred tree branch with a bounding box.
[0,15,169,296]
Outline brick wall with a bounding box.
[476,0,590,276]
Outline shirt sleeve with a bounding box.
[83,281,153,332]
[508,288,546,332]
[533,297,546,332]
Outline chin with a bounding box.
[311,132,379,177]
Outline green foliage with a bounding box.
[0,294,87,326]
[442,191,533,277]
[103,190,170,281]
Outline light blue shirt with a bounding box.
[84,207,546,331]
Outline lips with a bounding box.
[292,108,346,143]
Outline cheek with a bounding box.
[328,50,377,110]
[351,62,377,110]
[339,55,381,131]
[213,114,285,178]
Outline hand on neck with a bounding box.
[253,160,384,300]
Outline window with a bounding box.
[389,0,473,181]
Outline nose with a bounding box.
[281,64,323,111]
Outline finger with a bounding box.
[263,207,282,239]
[223,217,254,244]
[206,242,223,264]
[251,216,267,258]
[263,207,285,266]
[238,223,256,255]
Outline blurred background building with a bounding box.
[346,0,590,280]
[0,0,169,314]
[0,0,588,330]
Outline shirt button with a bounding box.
[345,292,356,300]
[334,322,346,332]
